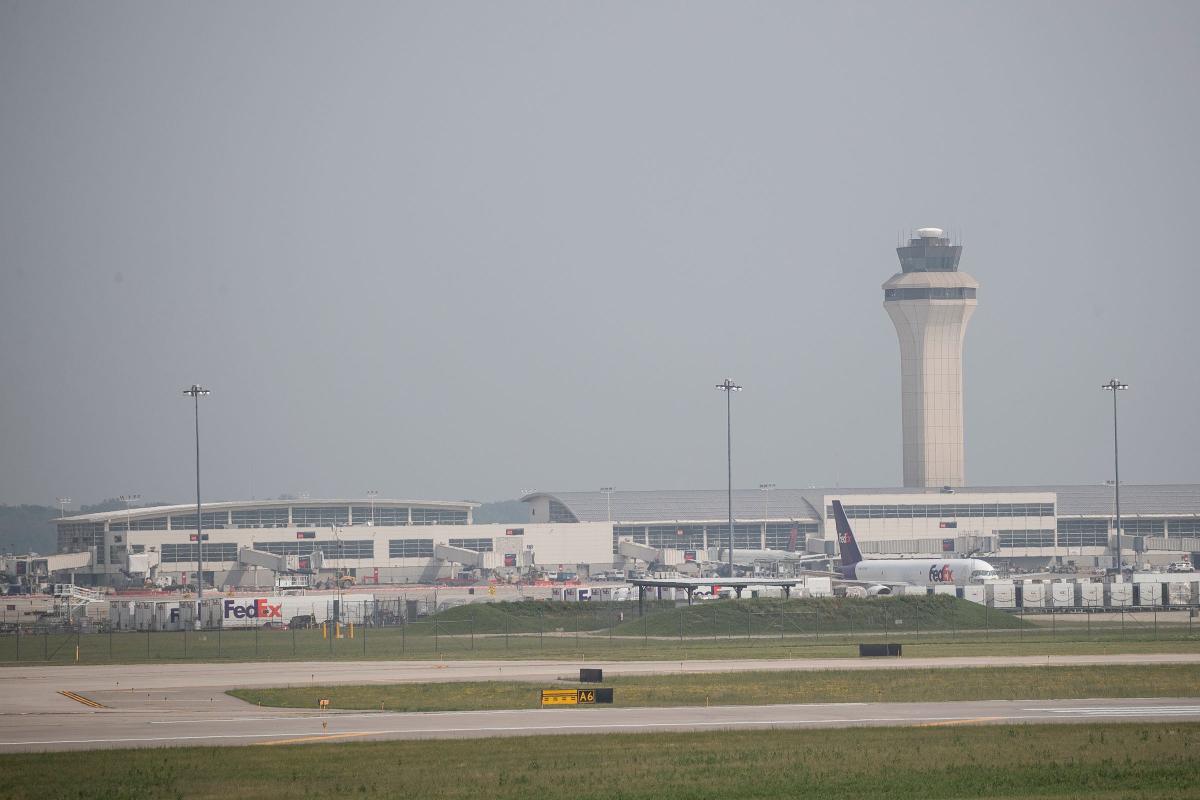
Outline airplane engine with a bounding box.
[866,584,892,597]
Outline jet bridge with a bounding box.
[433,543,486,569]
[617,538,661,563]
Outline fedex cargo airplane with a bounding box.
[832,499,997,595]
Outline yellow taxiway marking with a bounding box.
[58,691,106,709]
[256,731,374,746]
[913,716,1003,728]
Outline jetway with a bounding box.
[434,543,485,569]
[237,547,287,572]
[617,538,660,563]
[237,548,323,573]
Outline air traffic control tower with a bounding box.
[884,228,978,488]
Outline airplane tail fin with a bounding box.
[832,500,863,566]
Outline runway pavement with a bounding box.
[2,654,1199,752]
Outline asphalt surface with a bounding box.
[3,654,1200,752]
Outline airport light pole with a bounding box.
[366,490,379,525]
[1102,379,1128,571]
[760,483,775,547]
[119,494,141,533]
[716,379,742,579]
[600,487,614,522]
[183,384,210,630]
[56,497,71,519]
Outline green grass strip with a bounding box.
[1,724,1198,799]
[229,663,1200,712]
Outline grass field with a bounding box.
[229,663,1200,711]
[0,724,1197,799]
[2,597,1196,665]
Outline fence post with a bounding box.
[747,607,751,639]
[255,621,259,658]
[291,622,295,656]
[362,617,367,655]
[779,603,784,641]
[183,625,188,659]
[401,618,406,654]
[109,628,113,661]
[471,616,475,651]
[540,611,544,652]
[15,624,19,662]
[1154,608,1158,640]
[434,615,439,653]
[505,616,509,650]
[145,628,149,660]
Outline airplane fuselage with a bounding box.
[843,558,995,587]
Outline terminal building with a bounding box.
[48,485,1200,588]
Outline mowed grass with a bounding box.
[3,623,1200,666]
[2,597,1196,666]
[1,724,1198,799]
[229,663,1200,712]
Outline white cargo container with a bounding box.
[1077,582,1105,608]
[1135,582,1161,607]
[1050,582,1074,607]
[805,577,833,597]
[1107,582,1133,607]
[932,584,956,597]
[1020,583,1047,609]
[961,585,987,605]
[1165,582,1192,606]
[989,582,1016,608]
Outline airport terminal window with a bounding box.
[291,506,350,527]
[170,512,230,530]
[1119,519,1165,536]
[704,524,762,549]
[997,530,1055,548]
[647,526,705,550]
[411,508,469,525]
[448,538,494,552]
[351,506,410,525]
[57,522,106,551]
[389,539,434,558]
[1169,519,1200,536]
[319,540,374,559]
[547,500,578,523]
[884,287,977,300]
[121,520,170,532]
[161,543,237,562]
[613,525,646,554]
[231,508,290,528]
[108,545,125,563]
[1057,519,1109,547]
[829,503,1054,520]
[764,523,817,550]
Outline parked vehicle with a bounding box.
[288,614,316,629]
[1167,561,1195,573]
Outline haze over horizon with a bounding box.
[2,2,1198,509]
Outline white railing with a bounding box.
[53,584,102,603]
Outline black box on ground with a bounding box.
[858,643,902,657]
[579,668,603,682]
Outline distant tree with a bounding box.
[0,505,60,555]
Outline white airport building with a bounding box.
[46,485,1200,588]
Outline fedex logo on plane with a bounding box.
[928,565,954,583]
[223,598,282,619]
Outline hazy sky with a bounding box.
[2,1,1198,509]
